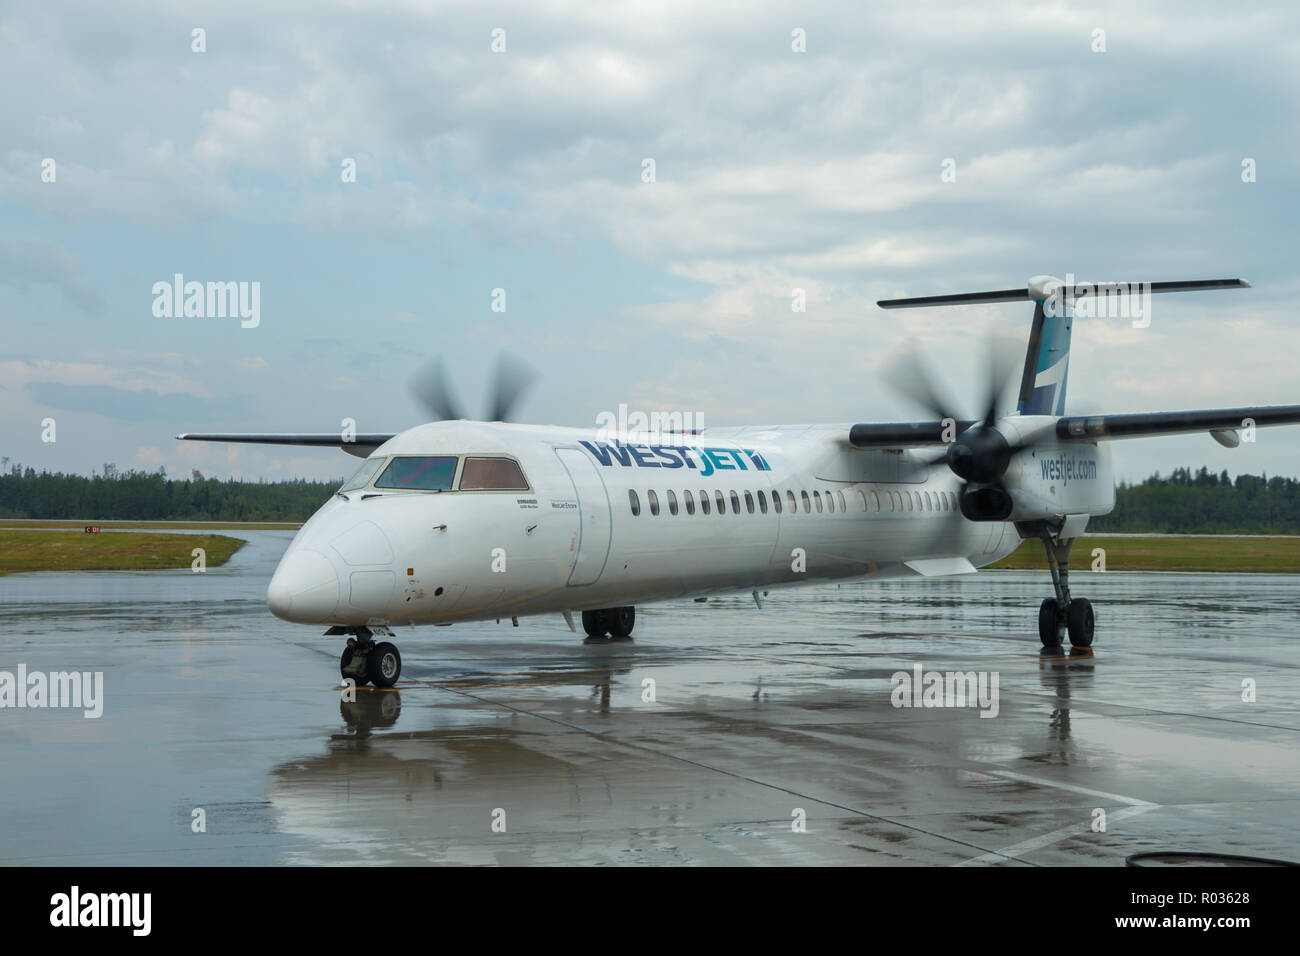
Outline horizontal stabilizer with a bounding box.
[878,277,1249,309]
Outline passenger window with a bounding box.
[667,489,679,516]
[375,455,458,491]
[825,491,834,513]
[730,490,741,514]
[813,491,823,513]
[715,490,726,514]
[700,490,711,515]
[906,492,914,512]
[871,489,880,512]
[787,490,797,513]
[629,489,641,516]
[924,491,932,511]
[744,491,755,514]
[648,489,660,516]
[891,491,901,512]
[856,489,867,511]
[458,456,529,491]
[684,490,696,515]
[838,490,847,512]
[801,491,811,513]
[772,490,782,514]
[757,491,768,514]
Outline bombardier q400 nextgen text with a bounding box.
[180,276,1300,688]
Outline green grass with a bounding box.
[0,519,300,531]
[990,535,1300,573]
[0,530,246,575]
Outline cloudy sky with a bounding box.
[3,0,1298,484]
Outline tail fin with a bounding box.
[877,275,1251,418]
[1016,280,1072,415]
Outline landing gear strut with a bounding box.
[1032,526,1094,649]
[333,625,402,688]
[581,607,635,639]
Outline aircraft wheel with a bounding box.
[1038,598,1061,647]
[609,606,635,638]
[366,641,402,688]
[581,609,610,638]
[1067,598,1095,648]
[341,645,370,686]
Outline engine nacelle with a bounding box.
[1000,423,1115,522]
[960,486,1013,521]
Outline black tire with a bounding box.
[366,641,402,688]
[341,645,370,686]
[1067,598,1095,648]
[1038,598,1061,647]
[581,609,609,638]
[609,606,635,638]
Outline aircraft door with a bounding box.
[554,448,612,586]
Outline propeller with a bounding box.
[409,353,538,423]
[883,333,1035,520]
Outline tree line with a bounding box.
[0,462,340,522]
[1,461,1299,532]
[1087,466,1300,534]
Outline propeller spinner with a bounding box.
[883,336,1036,520]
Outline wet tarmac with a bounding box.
[1,530,1297,866]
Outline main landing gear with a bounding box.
[581,606,635,639]
[1032,526,1095,650]
[329,625,402,688]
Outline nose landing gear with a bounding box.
[581,606,635,639]
[332,625,403,688]
[1032,526,1095,649]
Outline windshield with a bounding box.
[339,457,386,493]
[374,456,459,491]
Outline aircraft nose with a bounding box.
[267,548,340,622]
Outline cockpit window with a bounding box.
[374,456,459,491]
[459,457,529,491]
[340,457,386,493]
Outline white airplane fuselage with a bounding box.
[266,419,1113,628]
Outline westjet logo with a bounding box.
[579,440,771,478]
[1039,454,1098,487]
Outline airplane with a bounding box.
[179,275,1300,688]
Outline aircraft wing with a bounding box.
[176,432,396,458]
[1054,404,1300,441]
[847,404,1300,449]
